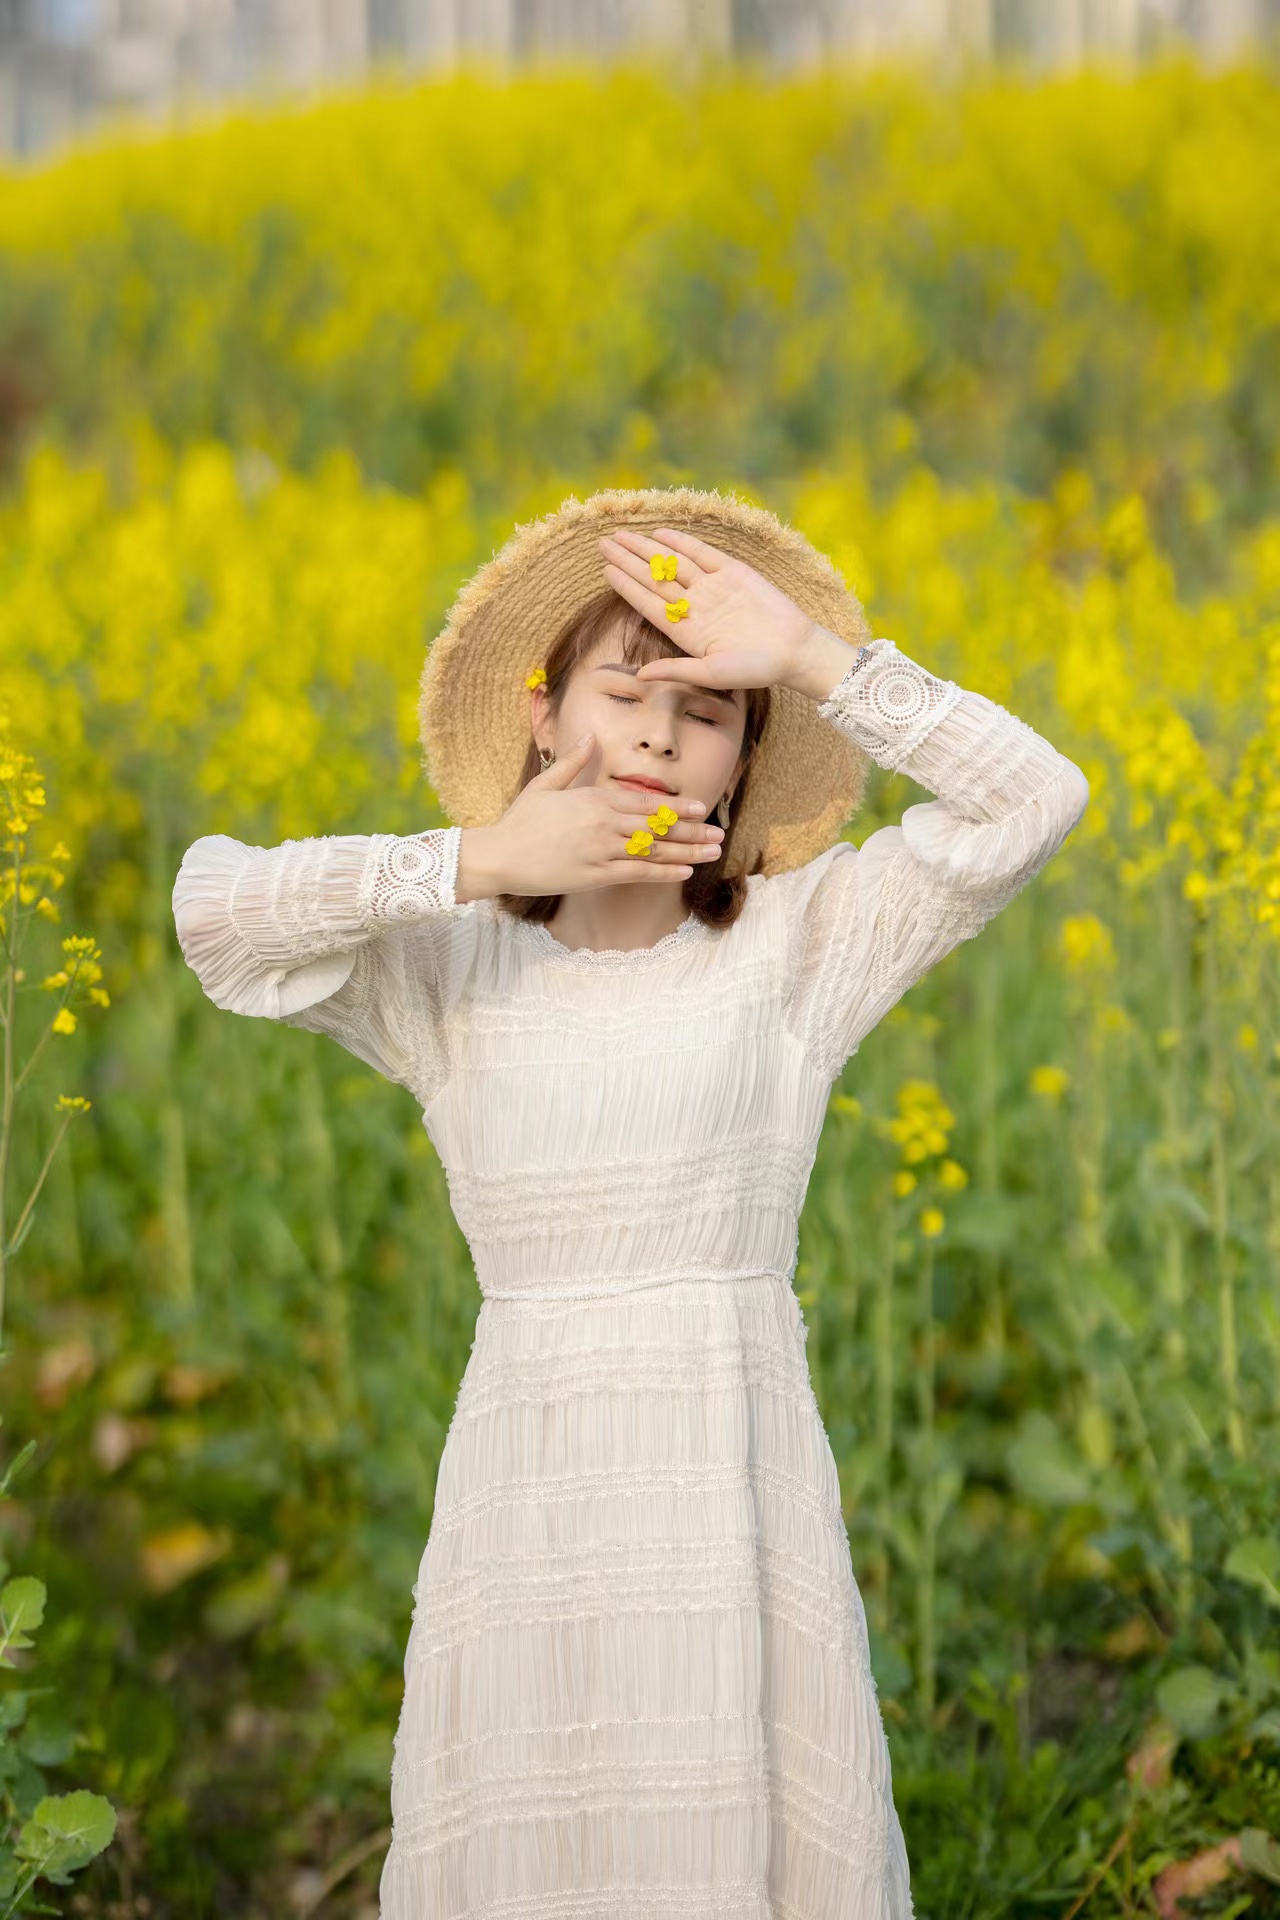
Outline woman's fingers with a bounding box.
[598,539,679,599]
[651,526,726,572]
[601,560,692,633]
[606,793,722,837]
[608,843,721,878]
[599,529,695,591]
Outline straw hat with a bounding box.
[418,485,876,881]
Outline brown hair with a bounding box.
[495,589,771,932]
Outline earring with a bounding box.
[538,747,555,770]
[715,794,732,830]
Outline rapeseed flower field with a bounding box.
[1,53,1278,1918]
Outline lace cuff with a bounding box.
[817,639,964,773]
[356,827,463,923]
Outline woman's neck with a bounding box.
[544,886,692,954]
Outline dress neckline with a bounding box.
[508,908,713,971]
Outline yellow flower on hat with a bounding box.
[625,829,654,856]
[525,665,547,689]
[650,553,679,581]
[647,804,679,835]
[665,599,690,623]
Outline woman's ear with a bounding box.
[529,684,551,758]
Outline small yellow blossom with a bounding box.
[51,1007,78,1035]
[55,1094,92,1113]
[625,829,654,856]
[650,553,679,581]
[664,598,690,623]
[1060,913,1116,974]
[893,1169,917,1197]
[50,842,71,863]
[35,898,60,921]
[920,1208,946,1238]
[1236,1023,1259,1052]
[1030,1063,1071,1100]
[939,1158,968,1191]
[42,970,70,990]
[525,665,547,690]
[829,1093,862,1118]
[89,987,111,1008]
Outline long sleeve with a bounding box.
[780,639,1090,1084]
[171,825,469,1100]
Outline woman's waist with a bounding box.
[464,1209,802,1304]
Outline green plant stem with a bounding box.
[1158,870,1194,1628]
[0,833,19,1347]
[915,1236,936,1732]
[1158,871,1188,1371]
[5,1109,75,1259]
[872,1167,894,1637]
[298,1046,356,1428]
[976,935,1003,1355]
[1203,912,1245,1461]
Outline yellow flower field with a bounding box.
[1,54,1278,1919]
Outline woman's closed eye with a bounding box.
[605,694,719,726]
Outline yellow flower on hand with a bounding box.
[625,829,654,856]
[650,553,679,581]
[665,598,690,623]
[525,665,547,690]
[647,804,679,834]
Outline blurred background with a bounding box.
[1,3,1279,1917]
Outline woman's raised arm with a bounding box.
[780,640,1090,1084]
[171,826,472,1098]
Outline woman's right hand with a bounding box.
[455,732,725,902]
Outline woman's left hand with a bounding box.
[598,527,822,692]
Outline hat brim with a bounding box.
[418,485,873,880]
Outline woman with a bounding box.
[173,486,1089,1919]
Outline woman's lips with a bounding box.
[613,776,676,795]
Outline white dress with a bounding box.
[172,640,1089,1920]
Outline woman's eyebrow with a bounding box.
[592,661,740,707]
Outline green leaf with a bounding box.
[0,1692,28,1731]
[1006,1411,1094,1507]
[19,1702,74,1768]
[16,1790,117,1882]
[1155,1664,1229,1739]
[1239,1829,1280,1886]
[0,1578,46,1657]
[203,1557,288,1640]
[1225,1537,1280,1610]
